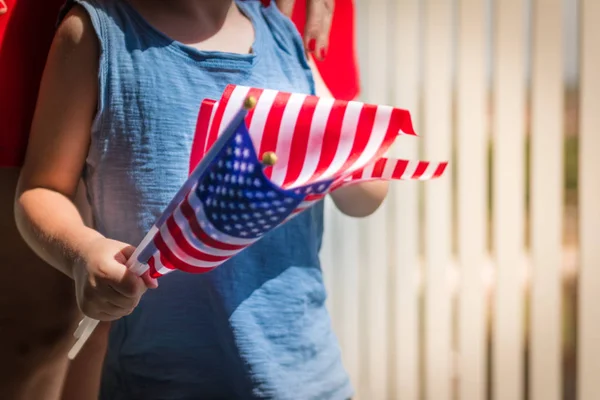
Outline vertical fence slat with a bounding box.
[320,199,340,334]
[351,3,369,398]
[334,211,362,395]
[390,0,421,399]
[457,0,488,399]
[530,0,564,399]
[322,196,362,393]
[361,196,391,400]
[492,0,527,399]
[423,1,453,399]
[578,0,600,399]
[361,0,391,398]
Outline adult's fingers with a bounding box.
[304,0,334,61]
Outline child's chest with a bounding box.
[128,1,256,56]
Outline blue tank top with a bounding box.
[69,1,352,398]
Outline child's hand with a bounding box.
[73,237,157,321]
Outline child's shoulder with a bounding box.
[58,0,125,31]
[55,2,98,55]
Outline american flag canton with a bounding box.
[199,127,308,239]
[145,118,333,278]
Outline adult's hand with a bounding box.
[276,0,334,61]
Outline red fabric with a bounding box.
[0,0,65,167]
[290,0,360,101]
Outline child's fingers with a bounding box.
[141,271,159,289]
[106,262,148,298]
[79,285,136,320]
[304,0,334,61]
[88,304,133,321]
[101,300,135,317]
[116,244,137,262]
[109,243,157,288]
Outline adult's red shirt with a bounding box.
[0,0,66,167]
[0,0,360,167]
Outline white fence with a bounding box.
[320,0,600,399]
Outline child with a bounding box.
[15,0,387,398]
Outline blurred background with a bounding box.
[319,0,599,399]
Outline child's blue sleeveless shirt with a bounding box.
[68,1,352,398]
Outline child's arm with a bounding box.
[308,58,389,217]
[14,7,154,321]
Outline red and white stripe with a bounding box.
[332,158,449,189]
[189,99,218,174]
[190,85,417,189]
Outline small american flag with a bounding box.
[127,85,447,279]
[135,116,333,278]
